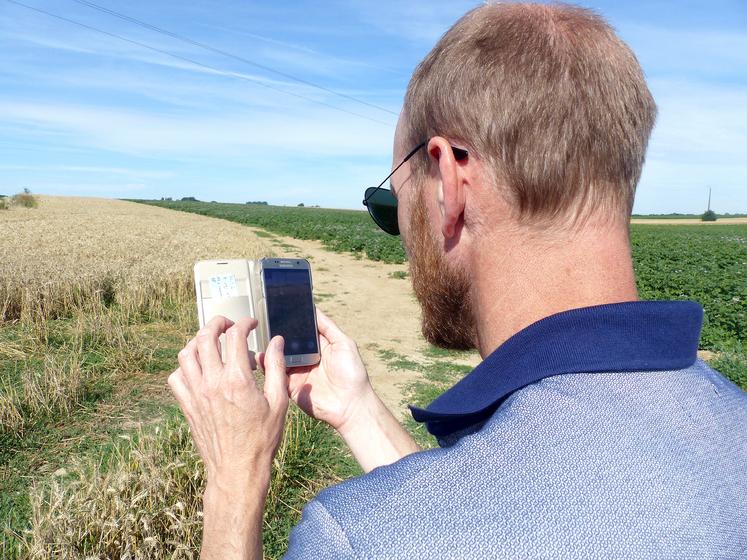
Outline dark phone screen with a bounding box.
[263,267,318,356]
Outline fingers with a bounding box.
[318,332,331,354]
[315,308,348,345]
[168,368,193,412]
[224,317,259,379]
[196,315,233,373]
[263,336,289,410]
[177,338,201,389]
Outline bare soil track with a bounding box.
[257,230,481,418]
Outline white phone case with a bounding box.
[194,260,270,355]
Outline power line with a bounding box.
[70,0,398,117]
[5,0,394,127]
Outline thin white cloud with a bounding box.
[0,164,175,179]
[1,0,745,213]
[201,21,406,77]
[636,78,747,213]
[620,22,747,76]
[647,78,747,164]
[347,0,480,44]
[0,99,395,158]
[0,24,401,124]
[16,181,148,195]
[1,26,307,92]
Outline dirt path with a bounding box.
[254,230,480,418]
[253,228,719,417]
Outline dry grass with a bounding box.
[22,417,204,560]
[2,195,355,559]
[1,195,279,558]
[1,195,269,432]
[0,303,160,437]
[20,406,342,560]
[0,196,268,321]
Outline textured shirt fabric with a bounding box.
[283,303,747,559]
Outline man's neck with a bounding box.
[471,222,638,359]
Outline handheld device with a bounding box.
[260,257,320,367]
[193,258,320,367]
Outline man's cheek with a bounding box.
[398,204,412,253]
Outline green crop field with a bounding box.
[140,200,407,264]
[138,199,746,388]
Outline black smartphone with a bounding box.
[260,258,320,367]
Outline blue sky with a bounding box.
[0,0,745,213]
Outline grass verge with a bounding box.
[138,200,746,385]
[376,346,474,449]
[386,342,746,452]
[1,300,359,560]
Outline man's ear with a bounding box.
[428,136,466,240]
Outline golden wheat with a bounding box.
[24,418,204,560]
[1,196,269,435]
[1,196,341,560]
[0,196,268,321]
[22,406,339,560]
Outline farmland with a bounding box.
[1,195,744,558]
[140,199,747,387]
[141,200,408,264]
[0,196,356,559]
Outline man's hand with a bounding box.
[168,316,289,560]
[259,308,419,473]
[261,308,370,434]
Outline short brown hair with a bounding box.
[403,3,657,223]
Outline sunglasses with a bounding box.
[362,141,468,235]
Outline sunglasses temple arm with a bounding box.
[363,141,426,204]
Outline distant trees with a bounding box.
[9,188,39,209]
[702,187,716,221]
[297,203,305,207]
[0,188,38,209]
[181,196,199,202]
[701,210,717,222]
[245,201,268,205]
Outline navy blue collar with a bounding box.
[409,301,703,441]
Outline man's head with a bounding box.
[391,3,656,350]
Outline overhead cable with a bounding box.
[70,0,398,116]
[5,0,394,127]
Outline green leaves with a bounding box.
[139,200,746,387]
[143,199,408,264]
[631,225,746,352]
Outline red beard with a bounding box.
[407,189,477,351]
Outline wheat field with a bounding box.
[1,196,268,322]
[1,196,348,559]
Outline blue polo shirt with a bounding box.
[285,301,747,559]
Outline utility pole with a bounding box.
[707,186,711,212]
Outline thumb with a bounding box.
[264,336,289,410]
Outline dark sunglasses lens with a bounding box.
[364,187,399,235]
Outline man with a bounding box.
[168,3,747,559]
